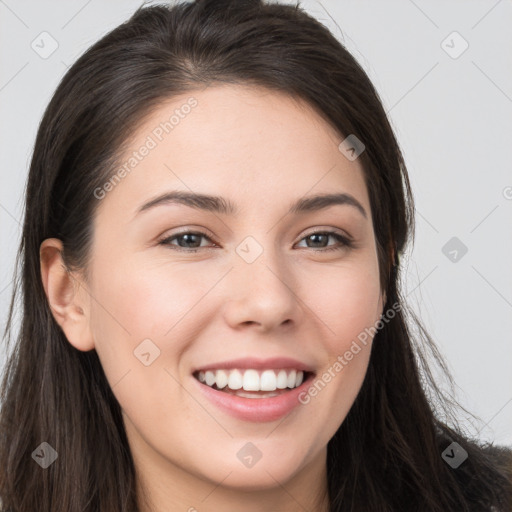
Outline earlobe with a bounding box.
[39,238,95,352]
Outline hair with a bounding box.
[1,0,511,510]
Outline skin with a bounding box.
[40,84,387,512]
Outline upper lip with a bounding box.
[192,357,315,374]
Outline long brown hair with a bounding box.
[1,1,511,510]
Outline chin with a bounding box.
[196,445,315,491]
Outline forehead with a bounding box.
[94,83,371,222]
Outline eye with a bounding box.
[295,231,354,252]
[158,231,216,252]
[158,229,354,253]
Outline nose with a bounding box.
[221,246,301,333]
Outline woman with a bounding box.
[1,0,510,510]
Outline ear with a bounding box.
[40,238,95,352]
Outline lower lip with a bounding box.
[193,373,315,423]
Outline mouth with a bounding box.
[192,368,315,399]
[191,360,316,422]
[191,356,317,422]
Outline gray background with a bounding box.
[1,0,511,445]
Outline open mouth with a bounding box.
[193,368,315,399]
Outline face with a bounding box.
[50,84,386,504]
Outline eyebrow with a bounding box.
[135,190,368,219]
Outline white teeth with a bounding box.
[260,370,277,391]
[227,369,243,390]
[196,368,308,392]
[242,369,260,391]
[286,370,297,389]
[215,369,229,389]
[205,371,215,386]
[276,370,288,389]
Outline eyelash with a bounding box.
[157,230,354,253]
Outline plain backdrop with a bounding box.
[1,0,511,445]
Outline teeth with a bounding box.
[215,369,229,389]
[228,369,243,390]
[276,370,288,389]
[260,370,277,391]
[205,371,215,387]
[196,368,306,392]
[243,369,260,391]
[286,369,297,388]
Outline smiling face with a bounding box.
[45,83,386,508]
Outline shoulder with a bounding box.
[464,441,512,512]
[481,442,512,461]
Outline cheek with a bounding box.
[310,259,382,350]
[91,252,190,330]
[303,260,382,407]
[87,255,220,375]
[86,257,206,426]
